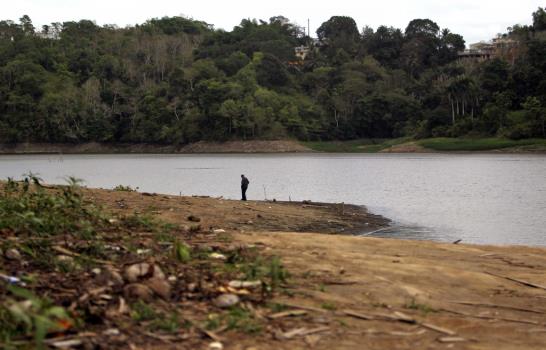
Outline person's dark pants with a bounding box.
[241,185,247,201]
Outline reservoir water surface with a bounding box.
[1,153,545,246]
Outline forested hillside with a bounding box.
[1,9,545,144]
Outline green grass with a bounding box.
[405,299,436,314]
[418,138,546,151]
[303,138,410,153]
[304,137,546,153]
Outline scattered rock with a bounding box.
[5,248,22,261]
[97,267,124,287]
[187,283,197,292]
[145,277,171,300]
[214,293,240,308]
[213,229,226,233]
[228,280,261,289]
[246,220,253,225]
[167,275,177,282]
[123,283,154,301]
[210,253,227,260]
[124,263,151,282]
[208,341,223,350]
[103,328,120,336]
[51,339,83,348]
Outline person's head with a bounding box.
[241,174,244,178]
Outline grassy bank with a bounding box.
[416,137,546,152]
[303,138,410,153]
[303,137,546,153]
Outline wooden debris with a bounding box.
[485,272,546,291]
[197,327,223,342]
[52,246,111,264]
[390,311,416,323]
[421,323,456,336]
[323,280,359,285]
[342,310,375,320]
[143,332,188,342]
[441,307,541,325]
[343,310,457,336]
[268,309,308,319]
[278,302,328,313]
[450,300,546,314]
[388,329,427,336]
[49,339,84,348]
[276,326,330,340]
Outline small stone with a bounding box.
[97,267,124,287]
[5,248,22,261]
[103,328,120,336]
[151,265,165,280]
[123,283,153,301]
[56,255,74,262]
[136,249,151,255]
[145,277,171,299]
[228,280,261,289]
[213,229,226,233]
[213,293,240,308]
[210,253,227,260]
[91,268,102,275]
[124,263,151,282]
[246,220,253,225]
[187,283,197,292]
[167,276,177,282]
[51,339,83,348]
[208,341,223,350]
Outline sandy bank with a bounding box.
[82,188,546,349]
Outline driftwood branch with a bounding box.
[485,272,546,291]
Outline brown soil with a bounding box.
[77,189,546,349]
[3,187,546,349]
[380,142,432,153]
[0,140,311,154]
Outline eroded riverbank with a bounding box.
[6,184,546,349]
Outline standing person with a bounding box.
[241,174,249,201]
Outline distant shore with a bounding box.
[1,138,546,154]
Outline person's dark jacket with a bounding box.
[241,176,249,188]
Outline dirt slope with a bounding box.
[90,189,546,350]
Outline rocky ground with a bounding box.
[1,184,546,349]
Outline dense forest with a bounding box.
[0,8,545,144]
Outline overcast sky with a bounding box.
[4,0,544,45]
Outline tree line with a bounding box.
[1,9,545,144]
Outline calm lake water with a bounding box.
[1,153,545,246]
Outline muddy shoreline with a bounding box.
[2,184,546,349]
[0,141,311,154]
